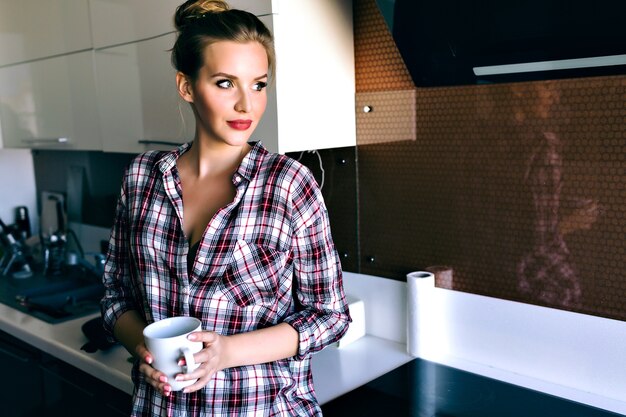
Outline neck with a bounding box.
[185,139,249,178]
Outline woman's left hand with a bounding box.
[176,331,230,393]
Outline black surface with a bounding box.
[322,359,624,417]
[390,0,626,86]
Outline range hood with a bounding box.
[377,0,626,86]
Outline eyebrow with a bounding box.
[210,72,268,80]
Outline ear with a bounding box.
[176,72,194,103]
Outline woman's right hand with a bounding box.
[135,342,173,397]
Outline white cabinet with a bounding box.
[252,1,356,153]
[0,0,355,154]
[0,0,92,66]
[89,0,180,49]
[88,0,275,49]
[95,33,194,153]
[93,0,355,155]
[0,51,102,150]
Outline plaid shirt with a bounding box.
[101,142,350,417]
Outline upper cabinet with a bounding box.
[232,0,356,154]
[94,0,355,154]
[95,33,194,153]
[0,0,355,154]
[0,51,101,150]
[89,0,274,49]
[89,0,180,49]
[0,0,92,66]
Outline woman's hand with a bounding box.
[136,342,173,397]
[176,331,229,394]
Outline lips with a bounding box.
[227,119,253,130]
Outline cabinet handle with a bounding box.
[138,139,182,146]
[21,137,70,145]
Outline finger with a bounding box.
[181,373,213,394]
[136,344,153,365]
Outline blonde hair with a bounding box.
[172,0,275,81]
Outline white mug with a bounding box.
[143,316,203,391]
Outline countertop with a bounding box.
[0,301,413,405]
[321,358,626,417]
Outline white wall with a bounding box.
[0,149,38,233]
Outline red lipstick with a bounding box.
[227,119,253,130]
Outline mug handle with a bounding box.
[180,346,196,374]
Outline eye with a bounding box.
[252,81,268,92]
[216,79,233,89]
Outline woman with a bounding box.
[101,1,350,415]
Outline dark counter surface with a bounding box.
[322,358,624,417]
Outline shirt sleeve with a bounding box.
[100,173,137,343]
[283,165,351,359]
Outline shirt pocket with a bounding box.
[221,240,289,308]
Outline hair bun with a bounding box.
[174,0,230,31]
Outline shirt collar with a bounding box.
[155,141,267,180]
[237,141,267,182]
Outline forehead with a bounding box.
[201,40,268,76]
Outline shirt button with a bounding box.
[183,287,189,295]
[234,175,241,183]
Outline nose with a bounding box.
[234,89,252,113]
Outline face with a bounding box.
[178,40,269,147]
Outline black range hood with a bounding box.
[378,0,626,86]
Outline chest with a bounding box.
[127,176,294,265]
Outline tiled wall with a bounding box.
[354,0,626,320]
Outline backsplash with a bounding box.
[355,0,626,321]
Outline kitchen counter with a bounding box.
[0,277,413,404]
[321,358,626,417]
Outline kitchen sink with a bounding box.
[0,266,103,324]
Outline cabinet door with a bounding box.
[0,51,102,150]
[0,330,45,417]
[95,33,194,154]
[41,354,131,417]
[0,0,92,66]
[89,0,180,49]
[89,0,274,50]
[269,0,356,153]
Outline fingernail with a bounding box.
[178,359,185,366]
[145,355,153,364]
[159,375,168,383]
[187,333,197,341]
[175,375,183,382]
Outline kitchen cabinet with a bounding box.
[242,0,356,153]
[0,329,45,417]
[89,0,180,49]
[0,329,131,417]
[40,353,131,417]
[95,33,194,153]
[95,0,356,154]
[0,0,92,67]
[0,51,102,150]
[89,0,274,50]
[0,0,355,154]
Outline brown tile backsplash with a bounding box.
[355,0,626,320]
